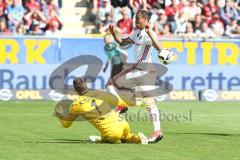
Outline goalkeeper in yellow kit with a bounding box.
[53,77,148,144]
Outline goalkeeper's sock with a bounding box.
[89,135,101,143]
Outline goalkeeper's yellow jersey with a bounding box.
[70,89,129,135]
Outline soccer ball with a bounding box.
[158,48,176,65]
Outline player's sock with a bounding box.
[148,106,163,144]
[148,106,161,131]
[106,85,118,97]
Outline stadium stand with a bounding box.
[0,0,239,37]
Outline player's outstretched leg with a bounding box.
[106,85,132,113]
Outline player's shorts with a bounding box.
[100,118,130,143]
[111,63,124,78]
[123,70,158,98]
[101,119,140,144]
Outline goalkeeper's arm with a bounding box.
[54,105,78,128]
[59,113,78,128]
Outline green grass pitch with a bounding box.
[0,101,239,160]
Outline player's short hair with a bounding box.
[73,77,88,95]
[136,9,150,21]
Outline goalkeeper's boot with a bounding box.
[89,135,101,143]
[148,130,163,144]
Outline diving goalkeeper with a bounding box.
[53,77,148,144]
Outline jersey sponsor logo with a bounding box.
[79,97,92,104]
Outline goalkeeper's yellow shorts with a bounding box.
[100,119,141,144]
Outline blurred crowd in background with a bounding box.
[0,0,62,35]
[91,0,240,38]
[0,0,239,38]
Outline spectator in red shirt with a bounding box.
[45,20,61,35]
[165,0,182,18]
[209,13,224,37]
[25,0,40,12]
[203,0,219,17]
[147,0,163,10]
[0,0,7,21]
[165,0,182,32]
[203,7,213,25]
[46,9,62,31]
[117,8,133,35]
